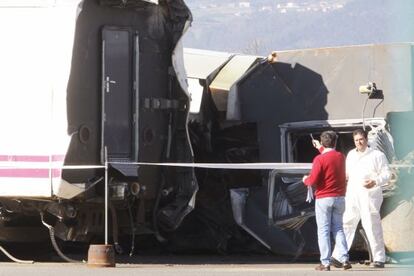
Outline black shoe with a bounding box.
[343,261,352,270]
[315,263,330,271]
[330,257,352,270]
[372,261,385,268]
[330,257,343,268]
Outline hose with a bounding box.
[127,199,135,256]
[361,95,370,131]
[0,245,34,264]
[40,212,84,263]
[152,173,167,242]
[109,202,123,254]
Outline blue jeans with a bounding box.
[315,196,349,266]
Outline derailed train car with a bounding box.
[0,0,413,263]
[0,0,198,257]
[184,44,414,260]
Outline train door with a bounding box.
[101,26,139,163]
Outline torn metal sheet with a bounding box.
[209,55,260,111]
[230,188,271,250]
[183,48,232,114]
[184,48,232,79]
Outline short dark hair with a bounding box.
[320,130,337,148]
[352,129,367,139]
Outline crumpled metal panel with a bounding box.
[210,55,259,111]
[183,48,233,114]
[184,48,232,79]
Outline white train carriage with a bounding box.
[0,1,76,199]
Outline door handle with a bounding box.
[105,76,117,93]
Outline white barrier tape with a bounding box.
[112,162,313,170]
[0,162,309,171]
[0,162,411,170]
[0,163,105,169]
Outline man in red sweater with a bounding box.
[303,131,351,271]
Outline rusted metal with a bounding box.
[87,244,115,267]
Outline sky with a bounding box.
[183,0,414,55]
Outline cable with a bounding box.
[126,199,136,256]
[109,202,123,254]
[372,98,384,117]
[361,93,371,131]
[0,245,34,264]
[40,212,85,263]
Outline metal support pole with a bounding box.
[104,146,108,245]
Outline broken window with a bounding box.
[279,118,392,162]
[269,118,396,223]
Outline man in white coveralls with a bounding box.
[332,129,391,268]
